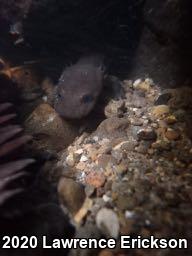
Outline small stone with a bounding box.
[93,136,99,142]
[151,105,170,118]
[74,198,93,224]
[143,119,149,125]
[87,147,98,161]
[85,185,95,197]
[85,171,106,188]
[125,210,135,219]
[115,162,128,175]
[125,91,146,108]
[58,178,86,216]
[97,187,105,197]
[97,145,112,155]
[80,155,88,162]
[134,81,151,91]
[165,115,177,124]
[175,160,185,168]
[137,128,157,141]
[145,78,154,86]
[104,99,125,118]
[104,180,113,192]
[99,138,111,146]
[135,142,150,154]
[155,93,172,105]
[42,95,48,102]
[97,117,129,137]
[148,148,154,155]
[113,141,130,150]
[96,208,119,238]
[97,155,113,168]
[151,122,158,128]
[165,128,180,140]
[111,150,124,163]
[151,140,171,150]
[116,194,133,211]
[66,153,75,167]
[103,194,112,203]
[130,118,143,126]
[76,162,87,171]
[25,104,78,151]
[75,149,84,155]
[133,79,142,88]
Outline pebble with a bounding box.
[97,145,112,155]
[130,118,143,126]
[97,117,129,136]
[113,141,132,151]
[134,81,151,92]
[97,155,113,168]
[137,128,157,141]
[165,128,180,140]
[66,153,76,167]
[75,148,84,155]
[74,198,93,224]
[133,78,142,88]
[155,93,172,105]
[58,177,86,215]
[25,104,78,151]
[165,115,177,124]
[103,194,112,203]
[76,162,87,171]
[85,185,95,197]
[135,142,150,154]
[80,155,88,162]
[85,171,106,188]
[151,105,170,118]
[104,99,125,118]
[96,208,119,238]
[93,136,99,142]
[125,210,135,219]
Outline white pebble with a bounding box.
[133,78,142,88]
[75,149,84,155]
[96,208,119,238]
[93,136,99,142]
[80,155,88,162]
[102,194,112,203]
[42,95,48,102]
[125,210,135,219]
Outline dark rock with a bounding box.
[155,93,172,105]
[137,128,157,141]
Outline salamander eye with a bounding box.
[57,92,62,99]
[81,94,94,104]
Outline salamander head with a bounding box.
[54,56,104,119]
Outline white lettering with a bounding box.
[121,236,131,249]
[43,236,51,248]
